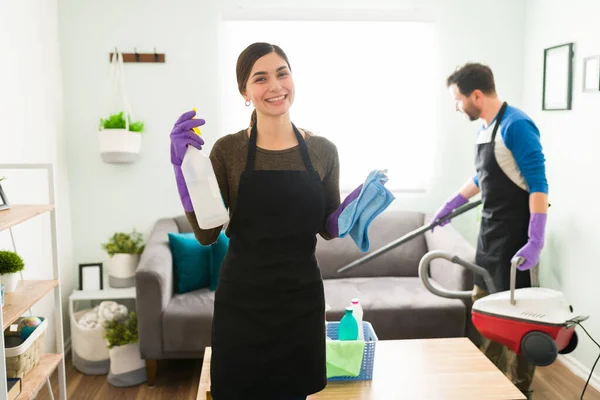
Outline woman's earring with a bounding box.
[245,99,251,107]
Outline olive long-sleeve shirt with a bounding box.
[185,128,341,245]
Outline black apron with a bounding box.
[474,102,531,293]
[210,123,327,400]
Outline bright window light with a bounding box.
[219,20,439,192]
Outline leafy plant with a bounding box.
[99,112,145,132]
[0,250,25,275]
[101,230,145,257]
[103,312,138,349]
[0,176,6,182]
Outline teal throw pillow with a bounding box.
[168,232,211,294]
[210,232,230,291]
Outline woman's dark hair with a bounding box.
[236,42,292,127]
[446,63,496,96]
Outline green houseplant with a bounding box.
[0,250,24,293]
[103,312,139,349]
[99,112,145,133]
[101,230,144,257]
[98,111,145,164]
[101,230,144,289]
[103,312,146,386]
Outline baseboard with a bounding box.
[559,354,600,392]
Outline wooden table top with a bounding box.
[197,337,526,400]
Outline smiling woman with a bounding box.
[168,41,386,400]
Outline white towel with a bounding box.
[77,301,128,330]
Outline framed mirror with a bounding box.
[583,55,600,92]
[542,42,574,110]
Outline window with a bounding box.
[219,20,439,192]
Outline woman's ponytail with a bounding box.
[250,109,257,127]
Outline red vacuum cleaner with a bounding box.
[418,250,587,367]
[337,201,599,398]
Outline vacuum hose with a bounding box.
[336,199,482,274]
[418,250,498,299]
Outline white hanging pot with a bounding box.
[107,254,139,288]
[107,342,146,387]
[98,129,141,164]
[1,272,19,293]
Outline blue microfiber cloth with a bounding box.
[326,339,365,378]
[338,169,395,252]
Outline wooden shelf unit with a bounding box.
[0,205,55,232]
[20,353,62,399]
[3,280,59,330]
[0,163,67,400]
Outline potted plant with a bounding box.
[101,230,144,288]
[0,250,24,293]
[98,111,145,164]
[103,312,146,387]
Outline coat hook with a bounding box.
[154,47,159,62]
[134,47,140,62]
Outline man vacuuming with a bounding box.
[431,62,549,399]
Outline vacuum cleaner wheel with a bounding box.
[521,331,558,367]
[558,331,578,355]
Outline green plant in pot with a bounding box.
[0,250,24,293]
[101,230,144,289]
[99,112,145,133]
[103,312,146,386]
[98,112,145,164]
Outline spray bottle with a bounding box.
[180,109,230,229]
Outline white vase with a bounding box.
[98,129,141,164]
[1,273,19,293]
[107,254,139,288]
[107,342,146,387]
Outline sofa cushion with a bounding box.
[168,232,212,293]
[324,277,466,340]
[316,210,428,279]
[163,289,215,353]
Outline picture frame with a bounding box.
[542,42,574,111]
[582,55,600,92]
[79,263,104,291]
[0,181,10,211]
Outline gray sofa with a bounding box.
[136,209,476,385]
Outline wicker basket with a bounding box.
[4,317,48,378]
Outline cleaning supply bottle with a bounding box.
[180,109,230,229]
[338,307,358,341]
[351,298,364,340]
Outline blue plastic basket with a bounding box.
[326,321,378,381]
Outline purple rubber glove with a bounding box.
[512,213,546,271]
[430,193,468,232]
[326,184,363,237]
[170,110,206,212]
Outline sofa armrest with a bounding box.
[136,217,177,359]
[424,218,476,292]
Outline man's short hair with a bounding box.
[446,63,496,96]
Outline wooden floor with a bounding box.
[37,352,599,400]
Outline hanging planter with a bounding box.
[98,112,144,164]
[99,49,145,164]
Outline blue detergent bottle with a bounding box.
[338,307,359,340]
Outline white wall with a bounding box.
[57,0,526,269]
[523,0,600,388]
[0,0,74,353]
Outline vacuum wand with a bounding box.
[336,199,482,274]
